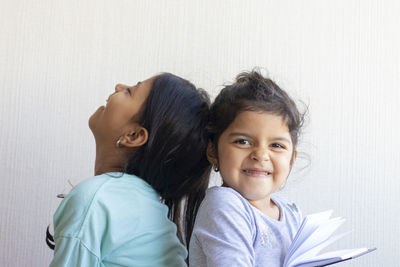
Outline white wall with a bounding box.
[1,0,398,266]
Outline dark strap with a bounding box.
[46,226,55,250]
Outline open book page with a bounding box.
[286,231,351,266]
[285,216,346,265]
[289,248,377,267]
[283,210,376,267]
[284,210,334,266]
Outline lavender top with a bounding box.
[189,186,302,267]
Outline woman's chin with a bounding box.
[88,106,105,129]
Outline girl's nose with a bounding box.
[251,148,270,162]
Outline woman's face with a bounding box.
[89,76,156,143]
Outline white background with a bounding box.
[1,0,399,266]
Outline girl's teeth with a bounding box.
[244,170,271,175]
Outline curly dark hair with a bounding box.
[208,69,305,153]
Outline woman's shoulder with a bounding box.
[53,173,141,234]
[69,173,113,198]
[67,172,156,204]
[53,174,116,228]
[59,174,107,205]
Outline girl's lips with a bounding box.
[242,169,272,177]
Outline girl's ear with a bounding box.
[119,126,148,148]
[291,150,298,165]
[206,141,218,166]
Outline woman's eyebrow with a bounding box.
[133,81,142,92]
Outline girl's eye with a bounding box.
[234,139,250,145]
[126,87,131,94]
[271,143,285,149]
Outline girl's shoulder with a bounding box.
[201,186,256,218]
[271,193,303,224]
[194,186,258,237]
[271,193,300,212]
[205,186,249,206]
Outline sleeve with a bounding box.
[192,188,256,267]
[50,177,106,267]
[49,236,101,267]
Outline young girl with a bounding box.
[48,73,211,266]
[189,70,305,266]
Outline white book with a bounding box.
[283,210,376,267]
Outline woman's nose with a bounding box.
[251,148,270,162]
[107,84,126,102]
[114,83,127,92]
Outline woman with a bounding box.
[48,73,211,266]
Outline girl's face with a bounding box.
[212,111,296,206]
[89,76,155,143]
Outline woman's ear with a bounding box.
[119,126,148,148]
[206,141,218,166]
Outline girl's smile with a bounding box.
[241,168,273,177]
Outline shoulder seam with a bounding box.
[76,177,113,237]
[57,235,101,261]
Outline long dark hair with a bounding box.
[125,73,211,246]
[47,73,211,249]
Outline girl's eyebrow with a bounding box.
[229,132,291,143]
[229,132,253,138]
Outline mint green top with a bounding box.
[50,173,187,267]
